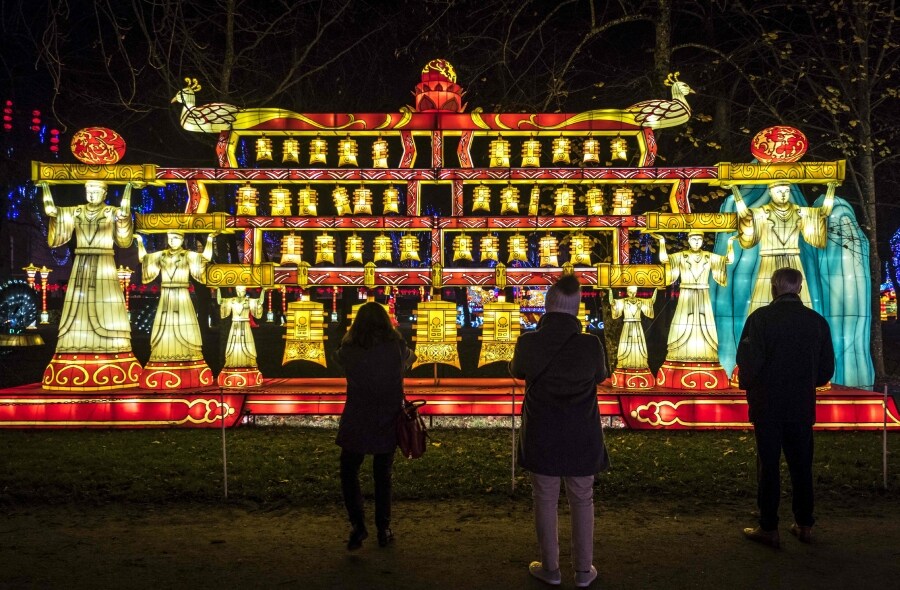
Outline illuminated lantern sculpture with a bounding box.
[500,183,520,214]
[315,233,336,264]
[609,286,656,389]
[472,182,492,213]
[411,299,461,369]
[217,286,267,388]
[414,59,467,113]
[508,233,528,263]
[489,134,510,167]
[338,134,358,167]
[269,185,292,216]
[552,134,571,165]
[280,232,304,265]
[70,127,127,165]
[372,136,389,168]
[521,134,541,167]
[256,135,273,161]
[400,234,420,262]
[569,232,593,265]
[309,134,328,165]
[539,233,559,267]
[610,135,628,161]
[332,186,351,216]
[452,233,473,262]
[554,184,575,215]
[583,133,600,165]
[373,234,393,263]
[478,299,521,367]
[528,183,541,216]
[586,184,604,215]
[283,299,329,368]
[282,137,300,163]
[382,185,400,214]
[236,183,258,216]
[480,234,499,262]
[611,186,635,215]
[352,184,373,215]
[750,125,808,163]
[114,265,129,319]
[345,233,364,264]
[296,185,318,216]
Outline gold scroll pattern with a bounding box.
[136,213,228,233]
[32,162,158,183]
[206,263,275,287]
[644,212,737,233]
[596,264,670,289]
[715,161,845,184]
[282,300,328,367]
[478,301,521,367]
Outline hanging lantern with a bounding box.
[374,233,393,263]
[489,134,510,167]
[269,185,292,216]
[382,185,400,214]
[611,186,635,215]
[315,233,336,264]
[472,182,492,213]
[583,133,600,165]
[452,233,473,262]
[610,135,628,161]
[478,300,522,367]
[569,232,593,265]
[586,184,604,215]
[400,234,420,262]
[372,136,389,168]
[338,134,358,167]
[282,299,328,368]
[410,299,461,369]
[554,184,575,215]
[256,135,273,161]
[352,184,373,215]
[282,137,300,164]
[345,233,364,264]
[507,233,528,263]
[500,183,520,214]
[528,183,541,216]
[552,135,571,165]
[480,234,499,262]
[539,233,559,267]
[280,232,304,265]
[297,184,318,216]
[236,183,258,216]
[332,185,351,216]
[521,134,541,167]
[309,134,328,165]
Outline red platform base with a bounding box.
[217,368,263,388]
[42,352,142,391]
[611,368,655,390]
[656,361,731,390]
[140,361,214,390]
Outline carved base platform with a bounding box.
[42,352,142,391]
[656,361,731,391]
[217,367,263,388]
[611,368,656,390]
[140,360,214,390]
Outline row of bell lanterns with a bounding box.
[255,133,629,167]
[280,231,594,267]
[472,182,635,216]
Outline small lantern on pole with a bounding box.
[116,265,131,319]
[38,265,53,324]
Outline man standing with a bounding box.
[737,267,834,548]
[511,274,609,587]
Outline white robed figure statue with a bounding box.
[217,286,268,387]
[608,286,657,389]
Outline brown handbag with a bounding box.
[396,398,427,459]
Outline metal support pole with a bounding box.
[884,385,889,490]
[221,388,229,499]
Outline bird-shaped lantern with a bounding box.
[611,186,635,215]
[508,233,528,263]
[382,185,401,214]
[315,233,336,264]
[472,183,492,213]
[236,183,258,216]
[282,138,300,164]
[373,234,393,263]
[297,185,318,216]
[332,186,351,216]
[170,78,240,133]
[480,234,500,262]
[372,136,389,168]
[625,72,695,130]
[338,135,358,167]
[280,232,304,265]
[309,134,328,165]
[352,184,373,215]
[528,184,541,216]
[586,184,604,215]
[539,233,559,267]
[552,135,571,165]
[256,135,273,161]
[569,233,593,265]
[269,186,292,216]
[400,234,420,262]
[500,183,520,215]
[554,184,575,215]
[345,234,364,264]
[489,135,510,167]
[521,134,541,167]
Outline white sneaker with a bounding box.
[574,565,598,588]
[528,561,561,586]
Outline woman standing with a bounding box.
[336,302,414,551]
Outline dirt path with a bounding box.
[1,499,898,589]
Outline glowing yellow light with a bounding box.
[280,232,304,265]
[489,134,510,167]
[256,135,273,161]
[269,185,292,216]
[332,186,351,216]
[338,135,358,167]
[400,234,420,262]
[297,185,318,216]
[382,185,400,214]
[309,134,328,165]
[521,134,541,167]
[282,138,300,164]
[315,233,336,264]
[583,133,600,165]
[554,184,574,216]
[586,184,604,215]
[539,233,559,267]
[22,263,38,288]
[610,135,628,161]
[500,183,520,214]
[472,182,492,213]
[352,184,373,215]
[552,135,571,165]
[508,233,528,263]
[236,183,258,216]
[374,234,393,263]
[452,233,473,262]
[569,232,592,265]
[480,234,499,262]
[612,186,635,215]
[528,184,540,216]
[372,136,389,168]
[345,233,364,264]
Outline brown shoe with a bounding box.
[742,526,780,548]
[790,523,813,543]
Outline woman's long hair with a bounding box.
[342,301,401,349]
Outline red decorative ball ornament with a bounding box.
[750,126,807,163]
[70,127,127,164]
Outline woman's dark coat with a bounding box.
[510,312,610,477]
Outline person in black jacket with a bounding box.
[510,275,609,588]
[336,302,414,551]
[737,267,835,548]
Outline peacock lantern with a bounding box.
[413,59,467,113]
[171,78,241,133]
[625,72,694,130]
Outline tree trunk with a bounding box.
[653,0,672,92]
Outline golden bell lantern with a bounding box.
[489,134,510,167]
[480,234,499,262]
[400,234,420,262]
[552,134,571,165]
[382,185,400,215]
[280,232,304,265]
[256,135,273,161]
[309,134,328,165]
[582,133,600,165]
[528,183,541,216]
[236,183,258,216]
[297,184,318,216]
[508,233,528,263]
[315,233,336,264]
[586,184,604,215]
[610,134,628,161]
[452,233,473,262]
[612,186,635,215]
[411,299,461,369]
[345,233,364,264]
[372,136,389,168]
[472,182,492,213]
[282,138,300,164]
[352,184,373,215]
[282,299,328,368]
[569,232,593,265]
[521,134,541,167]
[269,185,292,216]
[554,184,575,215]
[373,233,393,263]
[332,186,351,216]
[338,134,358,167]
[478,300,522,367]
[500,183,520,214]
[539,233,559,267]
